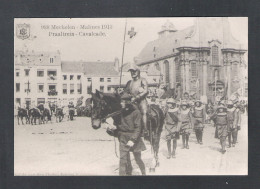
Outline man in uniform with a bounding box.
[164,98,180,158]
[107,92,146,175]
[192,100,206,144]
[210,104,228,154]
[125,63,149,136]
[226,100,241,147]
[179,101,193,149]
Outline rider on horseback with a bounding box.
[125,63,149,137]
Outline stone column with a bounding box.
[202,60,208,96]
[227,61,231,98]
[185,60,190,93]
[180,61,185,93]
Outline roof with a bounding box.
[62,61,119,76]
[136,18,246,66]
[136,26,194,65]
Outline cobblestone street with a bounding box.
[14,114,247,176]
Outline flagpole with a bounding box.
[119,18,128,88]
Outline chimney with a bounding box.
[114,57,119,72]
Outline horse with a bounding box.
[91,90,165,172]
[42,108,52,124]
[55,108,64,122]
[17,107,29,125]
[29,108,42,125]
[69,107,75,121]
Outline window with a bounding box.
[100,86,104,92]
[77,75,81,80]
[175,61,181,83]
[16,83,20,92]
[37,98,45,105]
[87,86,92,94]
[50,57,54,63]
[16,72,19,77]
[191,62,197,78]
[214,69,219,80]
[25,69,30,76]
[47,70,57,80]
[63,84,67,94]
[164,61,170,84]
[77,83,81,94]
[70,75,74,80]
[16,98,21,105]
[70,84,74,94]
[88,78,92,82]
[212,45,219,65]
[37,70,44,77]
[107,78,111,82]
[38,84,44,93]
[107,86,111,92]
[232,63,239,79]
[100,78,104,82]
[24,82,30,93]
[63,75,67,80]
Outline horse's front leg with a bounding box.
[17,116,20,125]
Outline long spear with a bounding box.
[119,19,128,88]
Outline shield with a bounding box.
[16,23,30,40]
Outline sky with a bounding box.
[14,17,248,64]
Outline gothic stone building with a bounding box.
[135,18,247,103]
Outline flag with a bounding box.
[125,26,137,43]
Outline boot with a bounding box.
[167,140,171,159]
[181,134,186,149]
[185,134,189,149]
[221,137,226,154]
[195,130,199,144]
[200,131,203,145]
[227,133,232,148]
[172,139,177,158]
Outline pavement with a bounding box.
[14,114,248,176]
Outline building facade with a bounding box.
[135,18,248,103]
[14,50,62,107]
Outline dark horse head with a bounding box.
[91,90,121,130]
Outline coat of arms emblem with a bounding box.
[16,23,30,40]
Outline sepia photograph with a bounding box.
[14,17,248,176]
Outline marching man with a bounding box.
[179,101,193,149]
[210,104,228,154]
[164,98,180,159]
[192,100,206,145]
[226,100,241,148]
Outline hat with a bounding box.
[128,63,140,72]
[181,100,188,106]
[167,98,176,104]
[217,104,227,111]
[226,100,233,106]
[121,92,132,100]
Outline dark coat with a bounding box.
[117,107,146,152]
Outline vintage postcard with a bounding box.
[14,17,248,176]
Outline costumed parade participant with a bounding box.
[164,98,180,159]
[106,92,146,176]
[125,63,149,137]
[192,100,206,145]
[210,104,228,154]
[179,101,193,149]
[226,100,241,148]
